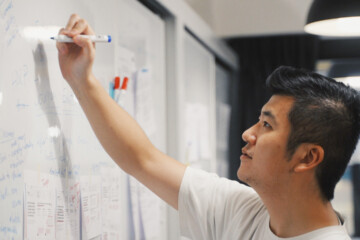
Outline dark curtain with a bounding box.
[227,34,319,181]
[352,164,360,236]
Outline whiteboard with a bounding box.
[0,0,166,239]
[183,32,216,172]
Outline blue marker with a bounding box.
[51,35,111,43]
[109,82,115,99]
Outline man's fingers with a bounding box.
[73,36,95,59]
[58,28,66,35]
[63,14,96,38]
[65,13,81,32]
[56,28,68,55]
[71,19,89,36]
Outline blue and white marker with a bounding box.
[51,34,111,43]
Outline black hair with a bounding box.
[266,66,360,201]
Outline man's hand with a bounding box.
[56,14,96,89]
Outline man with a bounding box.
[57,14,360,239]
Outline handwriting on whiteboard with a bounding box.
[0,0,19,46]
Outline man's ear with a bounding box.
[293,144,324,173]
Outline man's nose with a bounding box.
[242,124,257,145]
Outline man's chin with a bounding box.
[237,167,253,185]
[237,168,246,182]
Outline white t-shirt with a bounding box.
[178,167,351,240]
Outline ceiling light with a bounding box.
[336,76,360,90]
[305,0,360,36]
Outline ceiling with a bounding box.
[184,0,314,38]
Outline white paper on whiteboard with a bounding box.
[80,175,102,240]
[138,181,163,239]
[101,167,123,240]
[24,170,56,240]
[127,175,144,240]
[127,175,163,239]
[134,68,156,136]
[185,103,211,163]
[115,45,136,77]
[54,177,80,240]
[114,45,136,117]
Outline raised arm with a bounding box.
[56,14,186,209]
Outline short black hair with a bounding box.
[266,66,360,201]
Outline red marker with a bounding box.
[115,77,129,106]
[113,76,121,101]
[114,76,121,89]
[121,77,129,90]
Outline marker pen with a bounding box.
[114,76,121,101]
[51,35,111,43]
[109,82,115,99]
[117,77,129,107]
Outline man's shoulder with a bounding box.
[302,226,351,240]
[182,166,257,195]
[181,166,264,215]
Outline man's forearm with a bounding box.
[71,74,155,175]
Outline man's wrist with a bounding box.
[70,73,98,99]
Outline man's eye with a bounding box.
[263,121,271,128]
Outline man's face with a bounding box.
[238,95,295,192]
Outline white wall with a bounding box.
[185,0,314,37]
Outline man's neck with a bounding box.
[261,188,339,238]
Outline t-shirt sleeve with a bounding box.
[178,167,264,240]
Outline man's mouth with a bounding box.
[241,149,253,160]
